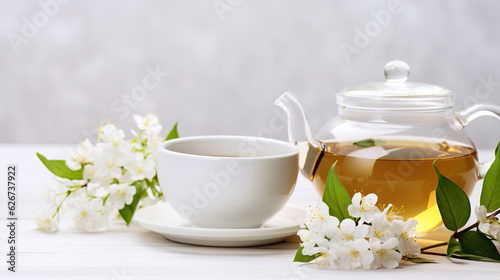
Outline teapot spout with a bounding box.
[275,91,323,180]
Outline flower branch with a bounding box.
[432,143,500,262]
[34,114,179,232]
[294,163,429,270]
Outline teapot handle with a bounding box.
[457,103,500,178]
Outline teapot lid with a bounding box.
[337,60,454,110]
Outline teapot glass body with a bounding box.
[309,106,478,234]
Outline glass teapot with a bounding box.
[275,60,500,234]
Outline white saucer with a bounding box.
[135,202,305,247]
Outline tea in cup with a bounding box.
[157,135,299,228]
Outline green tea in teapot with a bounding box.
[302,137,479,234]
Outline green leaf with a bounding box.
[165,122,179,141]
[458,231,500,261]
[447,236,462,257]
[447,234,500,262]
[322,162,352,220]
[37,153,83,180]
[353,139,384,147]
[293,246,321,263]
[480,141,500,212]
[403,257,435,263]
[434,162,471,231]
[119,181,144,226]
[452,253,500,263]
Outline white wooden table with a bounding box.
[1,145,499,279]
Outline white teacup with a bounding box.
[157,135,299,228]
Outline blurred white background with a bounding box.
[1,0,500,148]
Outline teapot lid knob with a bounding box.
[384,60,410,83]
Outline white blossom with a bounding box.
[391,219,420,257]
[313,240,340,268]
[369,212,392,242]
[58,178,86,189]
[298,229,320,255]
[338,219,369,245]
[370,238,402,269]
[298,229,330,256]
[337,239,374,269]
[382,203,403,222]
[134,114,160,133]
[145,135,164,157]
[83,163,98,182]
[475,205,500,236]
[100,124,134,155]
[304,202,340,237]
[100,124,122,144]
[85,182,103,197]
[107,183,137,209]
[92,143,129,184]
[71,198,108,232]
[140,187,165,208]
[41,190,56,205]
[348,193,380,223]
[65,139,94,170]
[127,153,156,181]
[34,208,59,232]
[41,185,60,207]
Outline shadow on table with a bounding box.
[134,230,301,256]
